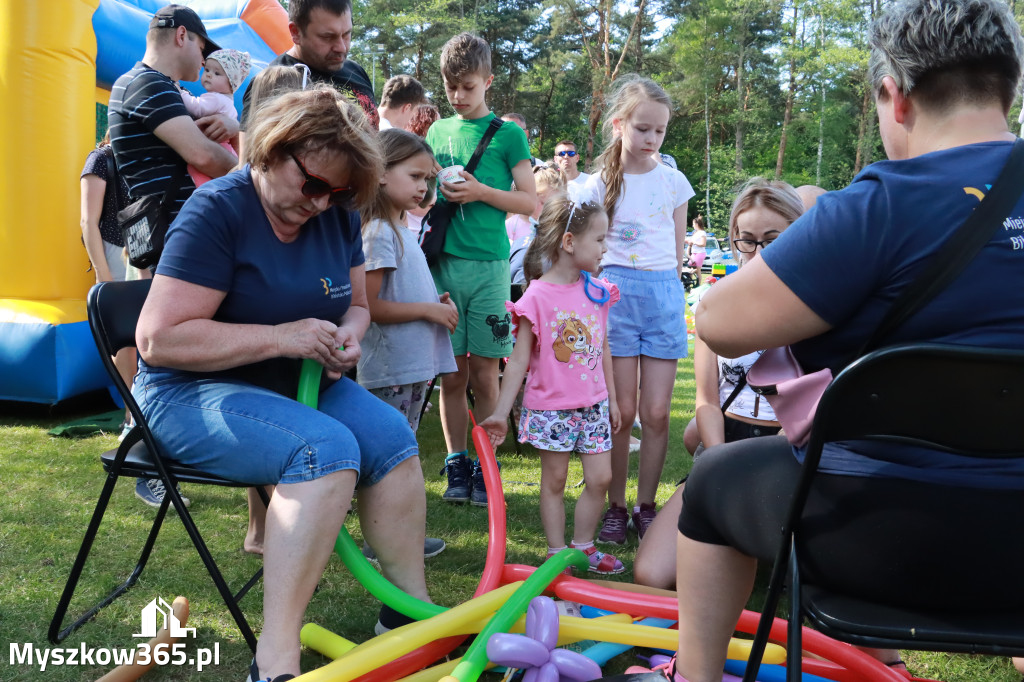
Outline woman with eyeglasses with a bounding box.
[134,87,433,682]
[632,178,802,591]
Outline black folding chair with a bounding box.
[742,343,1024,682]
[50,279,269,651]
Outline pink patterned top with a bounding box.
[508,276,619,410]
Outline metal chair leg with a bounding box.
[50,473,169,644]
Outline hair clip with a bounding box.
[564,201,578,237]
[295,63,310,90]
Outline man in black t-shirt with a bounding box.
[108,4,238,221]
[240,0,379,137]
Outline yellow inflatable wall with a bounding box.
[0,0,98,302]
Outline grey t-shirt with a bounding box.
[357,219,457,389]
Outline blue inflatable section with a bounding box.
[94,0,284,111]
[0,319,114,404]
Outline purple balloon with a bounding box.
[525,596,560,650]
[550,647,603,681]
[523,661,560,682]
[486,632,550,669]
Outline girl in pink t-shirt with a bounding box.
[481,196,624,574]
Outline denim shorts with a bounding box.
[602,265,688,359]
[133,368,418,487]
[517,400,612,454]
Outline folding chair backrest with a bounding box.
[86,279,152,419]
[810,343,1024,459]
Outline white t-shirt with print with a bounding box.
[584,163,695,271]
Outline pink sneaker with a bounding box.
[597,504,629,545]
[630,502,657,540]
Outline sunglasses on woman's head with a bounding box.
[556,150,578,157]
[291,153,356,206]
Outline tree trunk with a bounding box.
[567,0,648,170]
[854,82,870,174]
[537,70,558,159]
[735,46,745,172]
[775,1,799,180]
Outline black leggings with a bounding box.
[679,436,1024,612]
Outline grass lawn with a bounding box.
[0,357,1018,681]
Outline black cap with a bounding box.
[150,4,221,57]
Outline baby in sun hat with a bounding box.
[179,48,251,185]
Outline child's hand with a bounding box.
[431,293,459,332]
[441,171,485,204]
[609,400,622,433]
[479,415,508,450]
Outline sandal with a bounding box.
[247,658,296,682]
[886,659,912,680]
[571,543,625,575]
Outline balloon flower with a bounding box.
[486,596,603,682]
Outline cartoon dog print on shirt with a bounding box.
[552,316,600,370]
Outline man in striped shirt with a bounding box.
[108,5,238,225]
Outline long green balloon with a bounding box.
[446,548,588,682]
[297,357,324,408]
[298,358,445,621]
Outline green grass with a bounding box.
[0,360,1018,681]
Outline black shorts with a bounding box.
[678,435,1024,612]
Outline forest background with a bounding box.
[92,0,1024,233]
[344,0,1024,233]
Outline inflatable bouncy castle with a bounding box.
[0,0,289,403]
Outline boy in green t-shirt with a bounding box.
[426,32,536,507]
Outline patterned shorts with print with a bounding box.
[517,399,612,454]
[369,380,430,432]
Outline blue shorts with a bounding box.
[133,368,418,487]
[602,265,688,359]
[518,400,612,454]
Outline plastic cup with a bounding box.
[438,165,466,184]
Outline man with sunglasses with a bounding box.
[553,140,591,199]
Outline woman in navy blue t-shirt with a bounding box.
[134,88,433,681]
[629,2,1024,681]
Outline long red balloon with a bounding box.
[348,418,507,682]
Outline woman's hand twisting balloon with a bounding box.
[276,318,343,369]
[324,327,361,379]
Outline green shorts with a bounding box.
[432,255,513,358]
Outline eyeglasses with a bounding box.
[732,238,776,253]
[291,153,356,206]
[556,150,578,157]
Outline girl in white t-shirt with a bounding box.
[634,178,805,590]
[582,75,694,545]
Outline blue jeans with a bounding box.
[133,368,418,487]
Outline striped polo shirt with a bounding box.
[108,63,194,219]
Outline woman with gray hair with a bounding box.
[629,1,1024,680]
[135,87,432,682]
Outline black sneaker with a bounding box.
[362,537,447,565]
[440,454,472,503]
[470,459,488,507]
[374,603,417,635]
